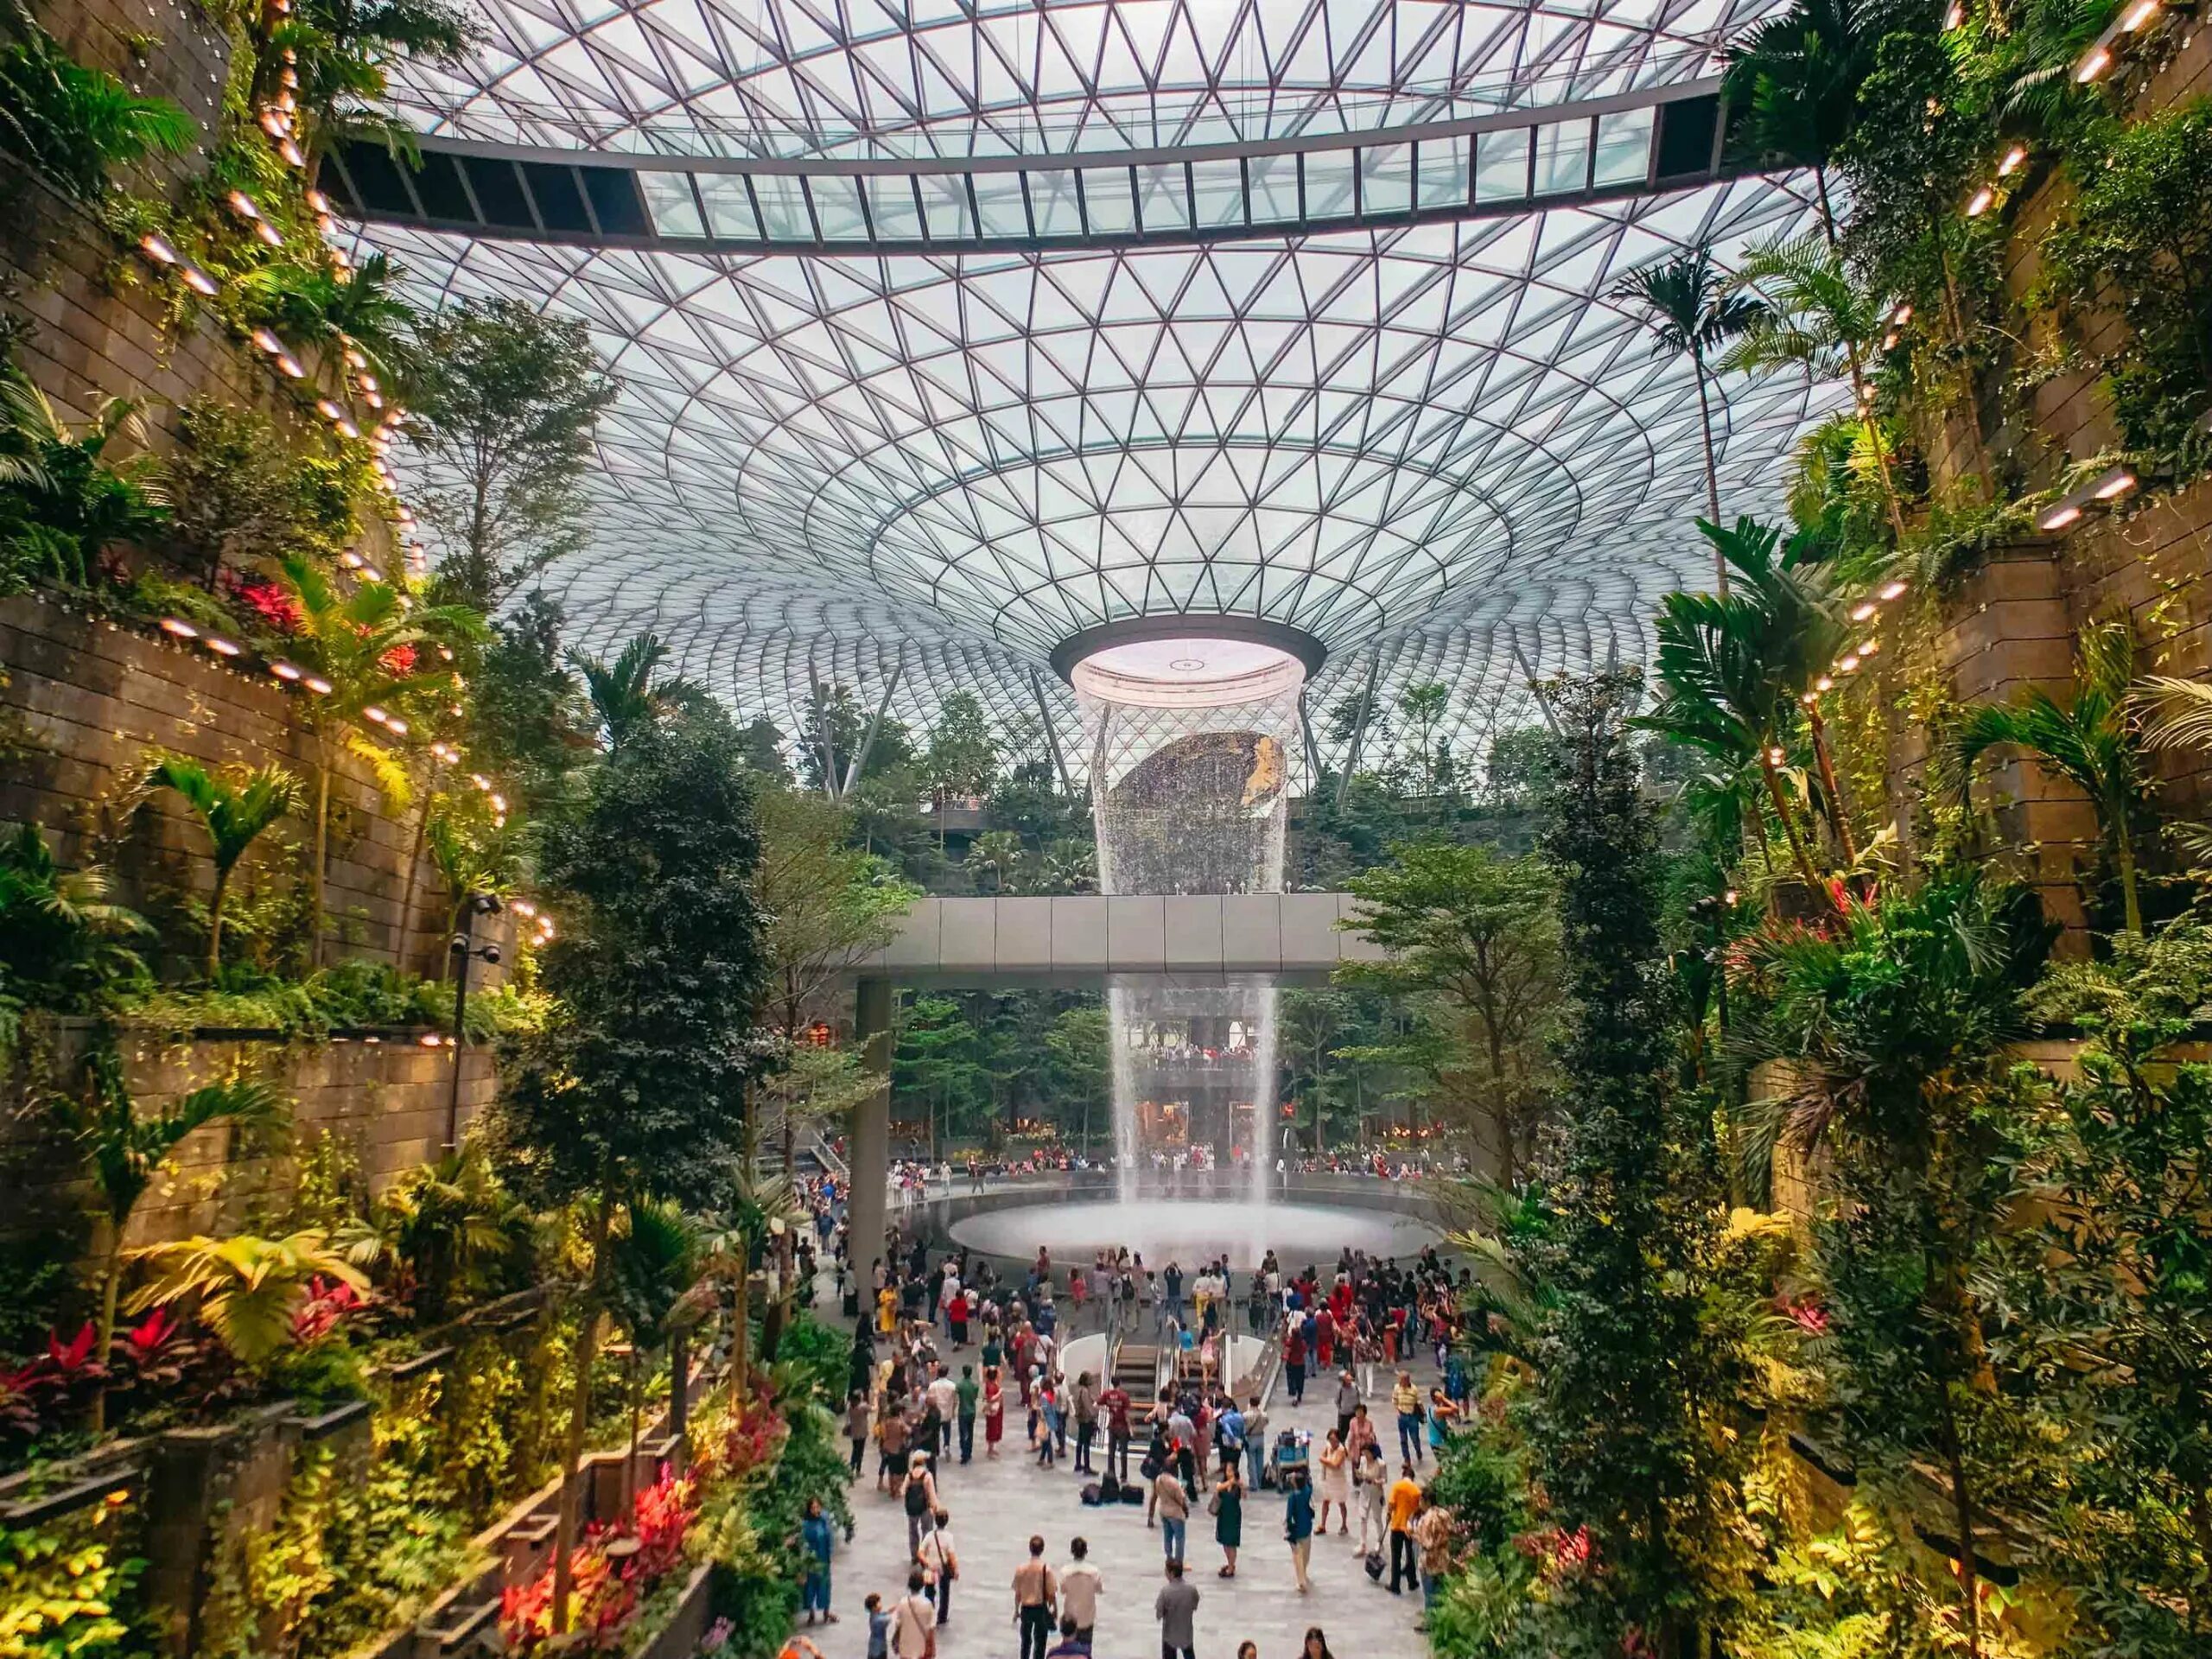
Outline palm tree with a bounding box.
[606,1199,707,1506]
[1639,518,1852,899]
[0,379,168,586]
[1955,618,2147,933]
[343,1143,527,1322]
[572,632,705,750]
[1727,230,1910,539]
[275,551,480,965]
[1723,0,1898,244]
[1610,248,1768,593]
[233,252,413,388]
[146,757,304,979]
[75,1048,282,1426]
[127,1230,367,1369]
[425,804,520,978]
[968,830,1023,893]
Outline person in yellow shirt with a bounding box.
[879,1283,900,1335]
[1385,1465,1424,1595]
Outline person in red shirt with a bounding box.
[1284,1323,1309,1404]
[1314,1306,1336,1370]
[1098,1380,1134,1481]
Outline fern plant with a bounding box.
[0,1,194,202]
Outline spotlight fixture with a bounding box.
[226,190,260,221]
[180,264,219,296]
[1815,676,1834,692]
[363,705,390,725]
[270,661,302,681]
[159,617,199,639]
[315,398,346,421]
[2040,503,2082,531]
[204,636,241,657]
[304,675,333,695]
[1966,186,1994,216]
[2093,467,2138,500]
[251,327,285,355]
[1878,579,1909,601]
[139,232,178,264]
[1998,145,2027,176]
[1851,601,1878,622]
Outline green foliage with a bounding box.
[466,592,588,811]
[1514,669,1752,1656]
[164,400,361,586]
[2041,99,2212,463]
[145,756,304,979]
[398,296,616,611]
[0,2,194,202]
[1338,842,1560,1179]
[125,1230,367,1370]
[0,1515,146,1659]
[498,705,769,1213]
[1610,246,1767,526]
[1953,615,2148,931]
[0,824,153,1018]
[119,957,526,1039]
[0,381,168,594]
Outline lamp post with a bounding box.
[443,892,503,1152]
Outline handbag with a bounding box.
[1205,1491,1222,1516]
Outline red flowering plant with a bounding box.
[1514,1523,1596,1586]
[0,1324,108,1448]
[378,641,417,677]
[499,1468,700,1652]
[226,575,305,634]
[1777,1295,1831,1338]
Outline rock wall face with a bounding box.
[1,593,448,972]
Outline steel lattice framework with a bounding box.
[362,0,1838,777]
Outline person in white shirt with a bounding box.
[917,1511,958,1624]
[893,1570,938,1659]
[925,1365,960,1458]
[1057,1536,1103,1646]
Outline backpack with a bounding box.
[906,1478,930,1516]
[1099,1470,1122,1503]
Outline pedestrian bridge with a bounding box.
[850,893,1380,988]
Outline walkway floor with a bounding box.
[812,1338,1440,1659]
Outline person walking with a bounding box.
[1152,1457,1191,1566]
[1284,1466,1316,1593]
[1334,1370,1361,1446]
[956,1364,979,1465]
[984,1368,1006,1459]
[1316,1428,1351,1535]
[1046,1616,1089,1659]
[800,1496,836,1625]
[1211,1462,1243,1578]
[847,1390,871,1478]
[1300,1628,1335,1659]
[1352,1443,1388,1558]
[1284,1320,1308,1405]
[1411,1491,1454,1618]
[1058,1537,1103,1648]
[1012,1535,1058,1659]
[926,1364,959,1459]
[905,1452,939,1559]
[918,1510,958,1624]
[1385,1464,1422,1595]
[1153,1559,1199,1659]
[1390,1371,1425,1466]
[892,1571,937,1659]
[1242,1395,1268,1490]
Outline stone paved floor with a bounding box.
[809,1334,1441,1659]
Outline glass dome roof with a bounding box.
[363,0,1835,776]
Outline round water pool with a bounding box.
[948,1198,1438,1271]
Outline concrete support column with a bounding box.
[849,976,893,1311]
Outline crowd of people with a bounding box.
[789,1220,1468,1659]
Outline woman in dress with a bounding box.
[1316,1427,1351,1535]
[1213,1461,1243,1577]
[1353,1442,1388,1557]
[982,1367,1006,1459]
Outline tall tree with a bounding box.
[1723,0,1897,242]
[1337,842,1560,1185]
[402,297,617,611]
[1610,247,1767,592]
[1522,670,1738,1659]
[1044,1004,1111,1154]
[275,553,479,966]
[495,707,768,1634]
[925,692,999,847]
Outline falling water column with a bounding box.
[1064,630,1310,1233]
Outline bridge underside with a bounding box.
[849,891,1377,989]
